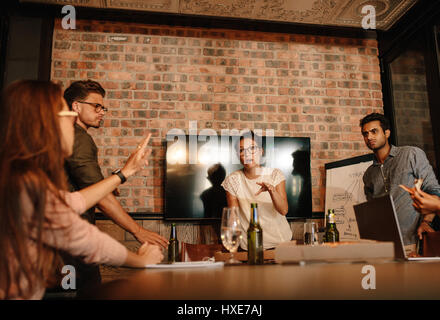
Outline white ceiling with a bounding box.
[22,0,419,31]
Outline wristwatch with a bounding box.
[112,168,127,184]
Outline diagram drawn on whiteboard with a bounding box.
[325,154,374,241]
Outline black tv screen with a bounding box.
[165,133,312,220]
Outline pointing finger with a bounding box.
[140,133,152,150]
[399,184,413,195]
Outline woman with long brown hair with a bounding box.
[0,80,163,299]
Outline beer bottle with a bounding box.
[324,209,339,243]
[247,203,264,265]
[325,208,334,229]
[168,223,179,263]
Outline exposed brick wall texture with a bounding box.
[390,50,436,171]
[51,19,383,214]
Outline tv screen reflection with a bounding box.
[165,135,312,220]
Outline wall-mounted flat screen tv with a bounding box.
[165,133,312,220]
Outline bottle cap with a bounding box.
[251,203,258,208]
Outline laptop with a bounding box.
[353,194,440,261]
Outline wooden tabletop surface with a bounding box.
[89,260,440,299]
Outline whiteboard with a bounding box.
[324,154,374,241]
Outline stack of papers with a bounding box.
[145,261,224,269]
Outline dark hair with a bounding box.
[234,130,263,152]
[0,80,67,298]
[207,163,226,185]
[359,113,391,133]
[63,80,105,110]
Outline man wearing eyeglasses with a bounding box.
[62,80,168,292]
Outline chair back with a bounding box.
[181,243,225,262]
[423,231,440,257]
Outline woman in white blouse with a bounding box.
[221,131,292,250]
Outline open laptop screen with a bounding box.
[353,195,406,260]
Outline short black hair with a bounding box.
[63,80,105,110]
[207,163,226,184]
[359,113,391,133]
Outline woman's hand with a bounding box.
[122,242,164,268]
[399,185,440,215]
[77,134,154,212]
[256,181,288,215]
[121,133,152,178]
[137,242,164,265]
[411,189,440,214]
[255,182,275,196]
[399,184,416,196]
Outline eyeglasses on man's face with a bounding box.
[76,101,108,113]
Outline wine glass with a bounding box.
[220,207,242,264]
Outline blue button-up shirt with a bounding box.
[363,145,440,245]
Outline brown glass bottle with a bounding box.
[168,223,179,263]
[324,209,339,243]
[247,203,264,265]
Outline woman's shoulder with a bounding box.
[222,170,243,195]
[262,167,283,176]
[266,167,285,183]
[225,169,243,180]
[271,167,284,175]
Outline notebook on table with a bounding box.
[145,261,224,269]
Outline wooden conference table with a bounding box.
[87,260,440,299]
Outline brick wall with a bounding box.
[51,18,383,216]
[390,50,437,171]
